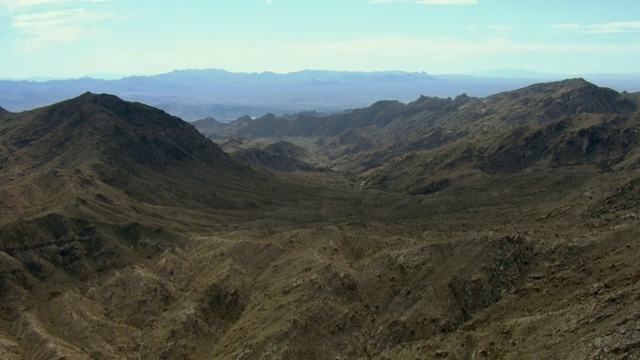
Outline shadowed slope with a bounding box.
[0,92,283,216]
[0,92,314,274]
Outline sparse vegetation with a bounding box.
[1,80,640,359]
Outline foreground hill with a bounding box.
[0,93,357,358]
[1,83,640,359]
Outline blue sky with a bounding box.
[0,0,639,79]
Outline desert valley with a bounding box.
[1,78,640,359]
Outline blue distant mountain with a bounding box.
[1,69,638,121]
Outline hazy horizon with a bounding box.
[2,67,640,83]
[1,0,639,79]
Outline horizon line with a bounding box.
[3,67,640,82]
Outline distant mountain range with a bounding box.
[2,69,639,121]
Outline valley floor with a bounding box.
[2,168,639,359]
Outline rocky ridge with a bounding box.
[1,80,640,359]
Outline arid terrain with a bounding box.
[1,79,640,359]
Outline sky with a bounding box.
[0,0,639,79]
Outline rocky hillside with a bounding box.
[0,93,344,359]
[1,81,640,359]
[0,92,264,208]
[196,79,637,174]
[214,138,319,172]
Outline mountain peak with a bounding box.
[515,78,594,95]
[490,78,637,121]
[44,91,192,134]
[558,77,591,86]
[63,91,141,111]
[0,93,269,211]
[5,92,234,172]
[258,113,278,121]
[554,78,637,114]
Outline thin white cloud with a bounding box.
[586,22,640,34]
[9,7,113,53]
[279,36,640,71]
[14,23,88,54]
[0,0,72,8]
[550,23,581,30]
[370,0,477,4]
[487,25,513,33]
[0,0,109,10]
[266,0,272,4]
[1,0,114,53]
[552,21,640,34]
[12,8,110,28]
